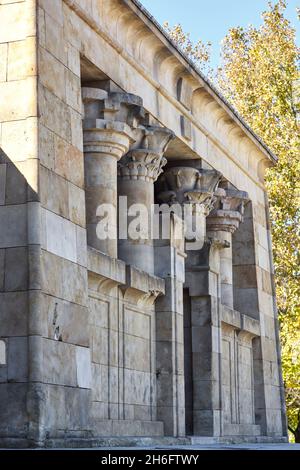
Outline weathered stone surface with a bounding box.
[39,85,71,142]
[43,209,77,263]
[43,384,91,434]
[39,123,55,170]
[0,205,27,248]
[44,11,67,63]
[0,292,27,336]
[0,78,36,122]
[40,166,69,218]
[76,225,87,267]
[39,0,64,26]
[68,183,85,227]
[92,363,109,403]
[1,118,37,162]
[67,42,80,77]
[42,293,89,346]
[41,250,88,305]
[53,134,84,188]
[70,108,83,151]
[89,298,108,330]
[0,249,4,290]
[7,337,28,382]
[76,346,92,389]
[4,247,28,291]
[91,327,108,366]
[39,46,66,101]
[124,309,150,340]
[0,384,28,437]
[4,163,27,205]
[42,338,77,387]
[0,2,35,44]
[0,340,6,365]
[0,164,6,204]
[0,0,286,447]
[8,37,36,81]
[65,69,82,113]
[0,43,7,82]
[124,335,150,372]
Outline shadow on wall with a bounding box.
[232,201,259,320]
[0,147,38,439]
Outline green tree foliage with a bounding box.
[164,0,300,441]
[163,21,214,79]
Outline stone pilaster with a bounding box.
[156,166,221,436]
[82,87,144,258]
[154,214,186,436]
[117,126,174,274]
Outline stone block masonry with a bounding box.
[0,0,287,447]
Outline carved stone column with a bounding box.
[117,126,174,274]
[82,87,144,257]
[207,187,248,309]
[157,166,221,251]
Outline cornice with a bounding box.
[63,0,274,191]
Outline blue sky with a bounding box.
[140,0,299,68]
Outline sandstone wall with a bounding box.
[0,0,38,443]
[0,0,287,445]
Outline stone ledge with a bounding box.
[190,435,289,446]
[222,305,241,329]
[241,314,260,337]
[0,435,288,449]
[221,305,260,337]
[223,423,261,437]
[122,265,165,308]
[125,265,165,295]
[44,435,188,449]
[92,418,164,438]
[88,246,126,284]
[87,246,165,306]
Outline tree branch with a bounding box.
[288,425,296,435]
[288,426,296,436]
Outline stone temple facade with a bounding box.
[0,0,288,447]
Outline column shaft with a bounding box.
[207,188,248,309]
[118,178,154,273]
[84,140,126,257]
[117,127,174,274]
[217,231,233,308]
